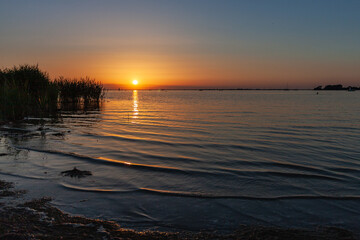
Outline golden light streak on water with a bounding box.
[132,90,139,121]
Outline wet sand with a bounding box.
[0,179,357,240]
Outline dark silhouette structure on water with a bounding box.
[314,84,359,91]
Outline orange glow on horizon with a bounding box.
[28,53,360,90]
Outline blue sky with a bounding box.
[1,0,359,88]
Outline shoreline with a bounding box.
[0,178,358,239]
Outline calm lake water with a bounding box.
[1,90,360,232]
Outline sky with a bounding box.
[0,0,359,89]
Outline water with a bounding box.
[1,90,360,232]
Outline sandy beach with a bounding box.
[0,176,357,239]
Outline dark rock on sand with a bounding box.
[52,132,65,137]
[61,167,92,178]
[0,180,25,197]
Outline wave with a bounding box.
[70,132,274,153]
[14,146,188,174]
[15,146,351,183]
[60,183,360,200]
[13,145,356,184]
[0,171,46,180]
[139,188,360,200]
[82,132,205,148]
[291,125,360,132]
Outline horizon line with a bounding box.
[105,88,319,91]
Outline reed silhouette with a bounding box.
[0,65,104,121]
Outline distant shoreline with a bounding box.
[105,84,359,91]
[105,88,356,91]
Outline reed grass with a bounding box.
[0,65,58,120]
[54,77,104,104]
[0,65,104,121]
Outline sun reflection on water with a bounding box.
[132,90,139,120]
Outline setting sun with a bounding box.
[132,79,138,85]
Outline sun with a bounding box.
[132,79,138,85]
